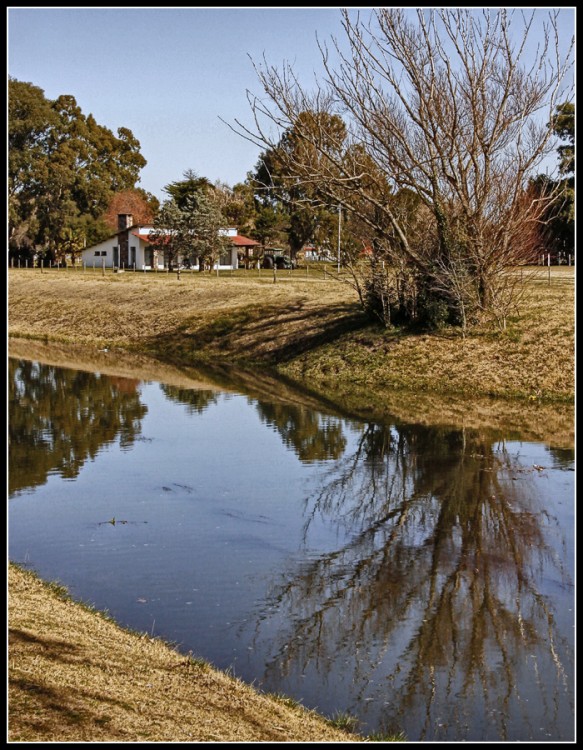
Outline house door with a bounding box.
[113,247,119,267]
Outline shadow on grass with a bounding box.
[9,628,137,739]
[140,301,370,366]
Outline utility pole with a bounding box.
[337,204,341,274]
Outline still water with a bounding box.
[8,357,574,742]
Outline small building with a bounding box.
[81,214,258,271]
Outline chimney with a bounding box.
[118,214,133,230]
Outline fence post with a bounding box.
[548,253,551,286]
[568,254,572,266]
[41,259,43,274]
[102,258,105,277]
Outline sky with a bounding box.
[8,7,576,202]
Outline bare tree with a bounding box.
[230,8,573,326]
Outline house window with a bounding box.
[219,251,231,266]
[94,251,101,257]
[101,251,107,256]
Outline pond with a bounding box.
[8,354,575,742]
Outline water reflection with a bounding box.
[8,357,574,741]
[8,359,147,495]
[255,402,346,462]
[160,385,219,414]
[251,423,573,740]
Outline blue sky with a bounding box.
[8,7,575,201]
[8,7,348,199]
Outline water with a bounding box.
[8,356,575,741]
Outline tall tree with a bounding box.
[187,191,232,272]
[532,101,575,260]
[8,78,146,262]
[551,101,575,178]
[250,112,348,258]
[164,169,213,210]
[232,9,574,327]
[148,199,187,271]
[148,191,231,272]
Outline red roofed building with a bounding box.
[81,215,260,270]
[231,233,260,268]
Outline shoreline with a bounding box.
[8,563,367,743]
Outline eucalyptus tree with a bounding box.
[231,9,574,328]
[8,78,146,262]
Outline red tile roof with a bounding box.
[131,232,259,247]
[132,232,153,242]
[231,234,260,246]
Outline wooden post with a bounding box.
[18,258,21,269]
[273,265,276,284]
[569,254,572,266]
[102,258,105,277]
[548,253,551,285]
[41,259,43,273]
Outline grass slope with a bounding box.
[8,266,574,401]
[8,564,363,743]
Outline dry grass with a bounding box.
[281,268,575,402]
[8,266,574,403]
[8,564,361,743]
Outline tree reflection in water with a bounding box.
[255,402,347,462]
[160,385,219,414]
[250,421,573,741]
[9,359,147,496]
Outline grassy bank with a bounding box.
[9,564,371,742]
[8,265,575,401]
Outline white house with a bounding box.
[81,214,259,271]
